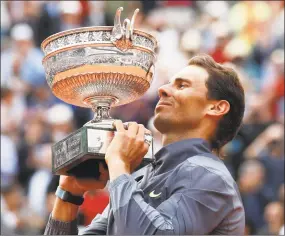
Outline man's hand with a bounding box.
[59,162,109,196]
[105,120,151,181]
[52,163,109,222]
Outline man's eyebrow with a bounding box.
[172,77,192,84]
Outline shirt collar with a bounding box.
[153,138,214,174]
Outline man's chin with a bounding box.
[153,114,172,133]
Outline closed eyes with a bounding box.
[165,78,192,89]
[177,83,186,89]
[175,78,191,89]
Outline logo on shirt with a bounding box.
[149,190,162,198]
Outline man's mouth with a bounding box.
[156,101,172,108]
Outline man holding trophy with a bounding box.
[43,8,245,235]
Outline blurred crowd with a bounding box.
[1,1,284,235]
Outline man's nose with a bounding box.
[158,84,171,98]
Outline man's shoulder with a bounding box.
[174,154,238,195]
[186,154,233,179]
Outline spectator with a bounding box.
[58,1,84,31]
[180,29,202,60]
[1,182,45,234]
[88,1,106,26]
[261,49,284,120]
[17,116,49,190]
[209,21,231,63]
[45,103,75,142]
[238,160,268,230]
[1,135,18,189]
[40,175,60,234]
[243,122,284,203]
[1,183,25,234]
[258,201,284,235]
[35,2,61,47]
[0,87,25,140]
[1,23,45,88]
[27,143,53,217]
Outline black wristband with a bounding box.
[55,186,84,206]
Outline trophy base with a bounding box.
[52,124,153,179]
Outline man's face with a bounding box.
[154,65,210,133]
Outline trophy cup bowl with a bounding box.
[41,7,157,179]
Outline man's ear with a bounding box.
[206,100,230,118]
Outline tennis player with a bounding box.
[45,54,245,235]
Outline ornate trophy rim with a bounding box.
[42,42,156,63]
[41,26,158,53]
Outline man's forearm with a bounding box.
[52,197,79,221]
[44,197,79,235]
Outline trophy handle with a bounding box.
[111,7,140,51]
[112,7,124,41]
[123,19,131,39]
[130,8,139,40]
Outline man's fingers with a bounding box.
[127,122,139,136]
[113,120,125,132]
[138,124,146,140]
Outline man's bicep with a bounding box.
[80,204,110,235]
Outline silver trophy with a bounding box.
[41,7,157,178]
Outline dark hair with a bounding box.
[188,54,245,153]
